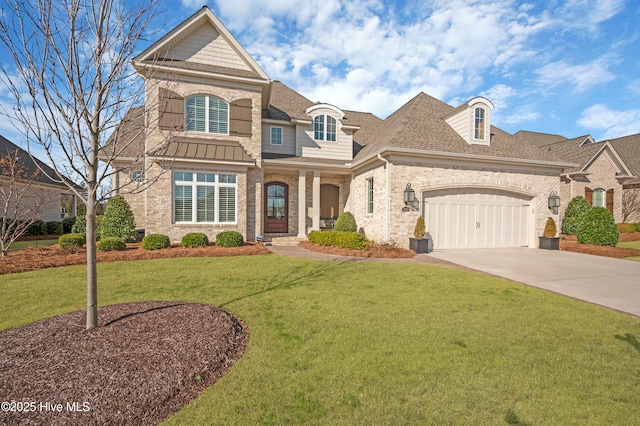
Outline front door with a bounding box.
[265,182,288,233]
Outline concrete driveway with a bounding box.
[427,248,640,317]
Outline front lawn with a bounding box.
[6,239,58,252]
[618,240,640,250]
[1,256,638,424]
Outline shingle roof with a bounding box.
[607,133,640,184]
[264,81,315,121]
[514,130,568,147]
[353,92,564,163]
[533,135,600,172]
[0,135,78,190]
[101,106,146,160]
[147,59,262,80]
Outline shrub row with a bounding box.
[616,223,640,233]
[308,230,371,250]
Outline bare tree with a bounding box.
[622,186,640,223]
[0,147,53,256]
[0,0,170,329]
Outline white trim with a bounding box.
[184,95,230,135]
[270,126,283,145]
[306,103,345,118]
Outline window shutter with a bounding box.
[159,89,184,131]
[585,187,593,205]
[606,188,614,214]
[229,98,252,137]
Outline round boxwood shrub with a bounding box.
[58,233,85,249]
[46,221,63,235]
[97,236,126,251]
[62,217,76,234]
[100,196,136,241]
[577,207,619,246]
[334,211,357,232]
[561,196,591,235]
[181,232,209,248]
[308,230,371,250]
[141,234,170,250]
[215,231,244,247]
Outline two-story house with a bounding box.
[108,6,574,250]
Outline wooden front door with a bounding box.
[265,182,288,233]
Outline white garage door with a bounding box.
[423,188,531,249]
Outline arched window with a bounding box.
[313,115,337,142]
[185,95,229,134]
[474,107,486,140]
[592,188,605,207]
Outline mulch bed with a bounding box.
[0,301,248,426]
[560,232,640,259]
[299,240,415,258]
[0,242,271,275]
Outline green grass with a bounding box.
[618,240,640,250]
[1,256,639,425]
[7,239,58,251]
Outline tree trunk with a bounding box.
[85,195,98,330]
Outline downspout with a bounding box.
[377,154,390,243]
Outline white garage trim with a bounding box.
[423,188,535,250]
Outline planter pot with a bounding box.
[538,237,559,250]
[410,237,430,253]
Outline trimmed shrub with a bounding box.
[308,230,371,250]
[58,233,85,249]
[46,221,63,235]
[100,196,136,241]
[215,231,244,247]
[62,217,76,234]
[543,217,557,238]
[561,196,591,235]
[97,236,126,251]
[181,232,209,248]
[334,211,357,232]
[636,223,640,232]
[141,234,170,250]
[577,207,619,246]
[28,219,47,236]
[617,223,637,233]
[413,216,426,239]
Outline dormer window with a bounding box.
[474,107,486,140]
[313,115,337,142]
[185,95,229,134]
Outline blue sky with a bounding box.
[1,0,639,150]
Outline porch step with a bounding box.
[261,235,305,246]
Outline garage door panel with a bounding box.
[424,189,531,250]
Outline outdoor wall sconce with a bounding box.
[404,183,416,204]
[548,191,560,214]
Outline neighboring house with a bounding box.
[515,131,640,223]
[0,135,78,222]
[107,7,574,250]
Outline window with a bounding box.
[313,115,337,141]
[185,95,229,134]
[592,188,605,207]
[270,126,283,145]
[474,107,486,140]
[366,178,374,214]
[131,170,145,183]
[174,171,237,223]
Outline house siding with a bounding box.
[261,124,296,156]
[297,108,352,161]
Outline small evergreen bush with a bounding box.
[216,231,244,247]
[100,196,136,241]
[141,234,170,250]
[28,219,47,236]
[308,230,371,250]
[181,232,209,248]
[334,211,357,232]
[46,221,63,235]
[577,207,619,246]
[616,223,637,233]
[97,237,126,251]
[543,217,557,238]
[413,216,426,239]
[62,217,76,234]
[561,196,591,235]
[71,215,86,233]
[58,233,85,249]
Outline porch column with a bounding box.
[298,170,306,237]
[312,171,321,231]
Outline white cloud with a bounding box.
[536,58,615,93]
[578,104,640,139]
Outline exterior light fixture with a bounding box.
[548,191,560,214]
[404,183,415,204]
